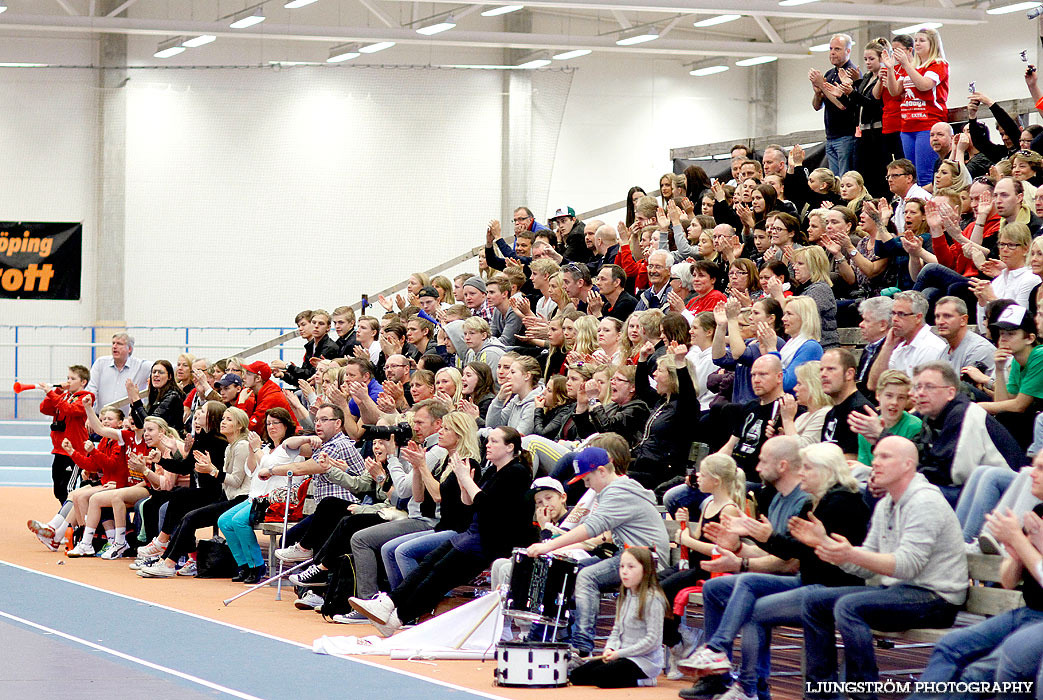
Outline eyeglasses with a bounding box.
[892,310,919,318]
[998,241,1025,250]
[315,417,340,424]
[885,173,912,180]
[912,383,946,393]
[513,216,531,223]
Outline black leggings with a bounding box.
[300,497,355,551]
[569,657,646,688]
[389,540,487,624]
[160,488,220,536]
[51,453,75,504]
[315,513,385,569]
[163,496,244,563]
[659,565,708,647]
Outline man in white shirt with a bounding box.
[868,291,946,392]
[85,333,149,407]
[887,159,931,233]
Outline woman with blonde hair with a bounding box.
[682,441,870,698]
[759,296,823,392]
[779,361,833,446]
[570,314,600,361]
[890,27,949,186]
[784,246,838,348]
[139,407,252,578]
[433,367,464,409]
[174,353,196,393]
[431,275,455,305]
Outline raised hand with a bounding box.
[61,437,75,455]
[788,512,828,548]
[377,294,394,312]
[847,405,884,441]
[789,143,805,168]
[667,289,686,313]
[637,340,656,363]
[125,379,140,403]
[712,301,729,325]
[780,393,798,422]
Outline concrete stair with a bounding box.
[0,421,54,487]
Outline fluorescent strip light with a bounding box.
[229,8,266,29]
[416,19,457,35]
[616,32,659,46]
[182,35,217,48]
[481,4,524,16]
[154,46,186,58]
[0,62,48,67]
[0,4,7,13]
[987,1,1040,13]
[690,65,729,76]
[778,0,820,5]
[328,44,361,62]
[285,0,320,7]
[517,58,551,68]
[809,43,831,52]
[358,41,395,53]
[553,48,592,60]
[735,55,778,66]
[693,14,741,27]
[269,60,322,66]
[892,22,942,33]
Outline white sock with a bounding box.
[81,526,96,542]
[114,527,126,545]
[47,501,73,530]
[104,529,115,541]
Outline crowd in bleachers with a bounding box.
[20,26,1043,700]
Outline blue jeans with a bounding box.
[662,482,707,516]
[217,498,264,568]
[803,584,959,699]
[901,130,937,187]
[826,135,856,176]
[704,573,808,697]
[954,467,1018,542]
[911,608,1043,700]
[385,529,456,590]
[573,554,623,654]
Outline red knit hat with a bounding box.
[243,361,271,382]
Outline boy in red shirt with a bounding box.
[37,365,95,503]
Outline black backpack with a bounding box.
[320,554,358,619]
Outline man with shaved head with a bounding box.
[717,354,786,481]
[801,435,969,700]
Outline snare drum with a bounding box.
[494,641,570,688]
[505,548,578,626]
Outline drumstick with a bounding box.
[453,592,502,650]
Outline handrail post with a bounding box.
[13,325,18,419]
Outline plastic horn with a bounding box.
[276,470,293,602]
[12,382,35,393]
[223,557,314,606]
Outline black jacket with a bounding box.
[632,360,699,479]
[158,430,227,496]
[533,402,577,440]
[916,393,1023,486]
[284,335,340,384]
[131,387,185,435]
[572,398,651,446]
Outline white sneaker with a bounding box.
[349,592,396,625]
[100,541,130,560]
[27,519,55,540]
[714,684,757,700]
[67,540,95,558]
[137,538,166,558]
[373,610,402,638]
[294,592,325,610]
[678,645,732,674]
[129,556,159,571]
[138,561,176,578]
[274,542,313,563]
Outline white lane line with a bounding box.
[0,609,267,700]
[0,560,510,700]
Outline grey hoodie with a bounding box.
[467,337,507,375]
[841,473,968,605]
[486,386,539,436]
[582,476,671,570]
[443,320,468,370]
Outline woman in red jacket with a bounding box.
[891,28,949,186]
[37,365,94,503]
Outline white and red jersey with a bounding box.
[899,59,949,133]
[118,428,150,485]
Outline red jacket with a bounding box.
[687,290,728,314]
[933,215,1000,278]
[40,388,94,456]
[249,379,298,434]
[616,245,649,293]
[68,437,129,487]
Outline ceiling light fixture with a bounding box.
[690,64,729,76]
[229,7,266,29]
[616,29,659,46]
[328,43,361,62]
[358,41,395,53]
[809,42,830,52]
[0,4,8,13]
[285,0,320,7]
[481,4,524,16]
[986,1,1041,13]
[553,48,592,60]
[417,16,457,35]
[182,35,217,48]
[154,37,187,59]
[693,14,741,27]
[892,21,943,33]
[735,55,778,66]
[516,51,551,68]
[778,0,821,5]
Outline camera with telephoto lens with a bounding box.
[360,422,413,442]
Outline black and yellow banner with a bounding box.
[0,222,81,300]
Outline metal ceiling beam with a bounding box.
[55,0,79,15]
[376,0,986,24]
[752,15,782,44]
[357,0,398,28]
[0,12,812,57]
[105,0,139,17]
